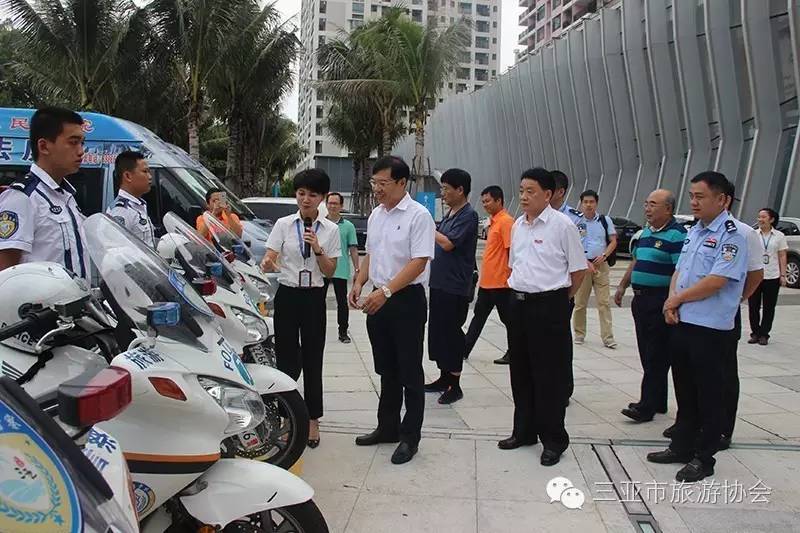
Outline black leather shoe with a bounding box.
[355,429,400,446]
[438,385,463,405]
[339,332,351,344]
[747,336,760,344]
[540,449,561,466]
[621,406,655,423]
[646,449,692,464]
[718,435,732,451]
[676,459,714,482]
[391,441,418,464]
[628,402,667,414]
[424,376,449,393]
[662,423,677,439]
[758,337,768,346]
[493,352,510,365]
[497,435,538,450]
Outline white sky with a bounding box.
[275,0,522,121]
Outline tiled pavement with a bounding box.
[296,264,800,532]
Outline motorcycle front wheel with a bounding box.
[229,390,310,469]
[224,500,329,533]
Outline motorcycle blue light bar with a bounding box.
[147,302,180,327]
[206,262,223,277]
[232,244,246,259]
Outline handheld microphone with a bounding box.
[303,217,313,258]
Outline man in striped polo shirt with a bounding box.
[615,189,687,422]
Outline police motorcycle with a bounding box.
[156,212,309,468]
[0,369,138,533]
[202,212,280,315]
[84,213,327,531]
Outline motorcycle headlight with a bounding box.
[198,377,265,435]
[233,308,269,343]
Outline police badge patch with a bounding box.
[0,211,19,239]
[721,243,738,262]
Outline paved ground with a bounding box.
[296,259,800,532]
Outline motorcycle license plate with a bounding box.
[240,431,262,449]
[244,341,271,365]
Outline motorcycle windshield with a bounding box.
[84,214,217,351]
[162,211,239,293]
[203,212,268,264]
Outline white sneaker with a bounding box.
[574,337,585,345]
[604,341,618,349]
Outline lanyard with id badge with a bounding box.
[296,219,321,287]
[761,232,772,265]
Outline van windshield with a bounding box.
[168,167,255,219]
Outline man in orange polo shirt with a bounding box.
[196,188,243,240]
[464,185,515,365]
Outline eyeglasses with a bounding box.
[369,179,394,189]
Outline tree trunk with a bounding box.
[188,99,202,161]
[413,108,425,177]
[351,157,361,213]
[226,107,242,181]
[359,157,373,214]
[241,132,257,197]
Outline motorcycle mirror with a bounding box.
[147,302,181,328]
[191,278,217,296]
[57,366,132,427]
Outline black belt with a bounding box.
[513,287,568,301]
[632,285,669,296]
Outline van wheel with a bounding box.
[786,256,800,289]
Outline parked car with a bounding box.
[342,212,368,251]
[776,216,800,289]
[611,217,642,258]
[478,217,489,240]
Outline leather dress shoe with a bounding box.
[647,449,692,464]
[628,401,667,414]
[718,435,732,451]
[621,406,654,423]
[540,449,561,466]
[355,429,400,446]
[391,442,418,464]
[497,435,538,450]
[676,459,714,482]
[662,423,677,439]
[493,352,511,365]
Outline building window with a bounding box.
[316,106,323,119]
[315,141,323,154]
[412,9,423,22]
[459,50,471,62]
[456,83,468,93]
[318,18,326,31]
[475,52,489,65]
[318,35,326,47]
[552,0,562,8]
[371,4,378,12]
[320,1,327,14]
[536,5,546,22]
[457,67,471,79]
[491,53,496,60]
[352,2,364,14]
[475,69,488,81]
[475,36,489,48]
[476,4,489,17]
[458,2,472,15]
[316,123,323,135]
[492,37,497,44]
[476,20,490,32]
[552,15,561,31]
[492,21,497,28]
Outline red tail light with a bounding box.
[57,366,132,427]
[192,278,217,296]
[208,302,226,318]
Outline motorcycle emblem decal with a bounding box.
[0,211,19,239]
[132,481,155,516]
[218,338,254,386]
[0,400,82,532]
[124,346,165,370]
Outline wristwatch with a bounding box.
[380,286,393,299]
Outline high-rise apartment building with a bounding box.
[517,0,597,56]
[297,0,501,174]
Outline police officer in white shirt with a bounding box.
[106,151,155,248]
[0,107,89,279]
[260,169,341,450]
[498,168,587,467]
[349,156,436,465]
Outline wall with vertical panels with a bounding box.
[396,0,799,223]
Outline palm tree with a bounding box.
[206,1,298,193]
[147,0,253,160]
[0,0,145,112]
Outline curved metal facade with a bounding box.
[396,0,800,223]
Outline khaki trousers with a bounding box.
[573,261,615,344]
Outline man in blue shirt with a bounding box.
[425,168,479,405]
[648,171,748,483]
[572,190,618,348]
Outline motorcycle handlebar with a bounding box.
[0,308,59,344]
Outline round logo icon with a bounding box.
[0,400,82,532]
[133,481,156,516]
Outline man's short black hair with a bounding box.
[691,171,731,196]
[760,207,780,226]
[114,151,146,188]
[441,168,471,197]
[30,106,84,161]
[326,191,344,204]
[580,189,599,202]
[520,167,555,192]
[372,155,410,182]
[293,168,331,195]
[551,170,569,193]
[480,185,504,204]
[205,187,224,204]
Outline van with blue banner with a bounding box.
[0,108,270,259]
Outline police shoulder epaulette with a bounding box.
[114,197,130,209]
[569,208,582,216]
[724,219,737,233]
[9,176,40,197]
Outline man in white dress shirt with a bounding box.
[497,167,587,467]
[349,156,435,465]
